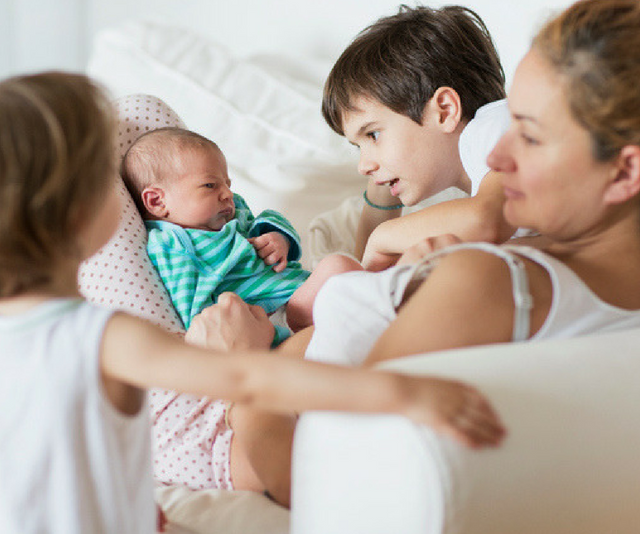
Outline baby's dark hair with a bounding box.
[322,4,506,135]
[121,127,220,216]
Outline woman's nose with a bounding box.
[487,132,516,174]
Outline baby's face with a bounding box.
[163,145,235,231]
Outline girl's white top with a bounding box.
[0,299,154,534]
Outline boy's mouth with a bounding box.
[389,178,400,196]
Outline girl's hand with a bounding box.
[249,232,290,272]
[396,234,462,267]
[185,293,274,351]
[401,374,506,449]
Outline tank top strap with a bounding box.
[411,242,534,342]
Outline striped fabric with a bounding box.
[146,194,310,337]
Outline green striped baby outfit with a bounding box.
[146,194,310,344]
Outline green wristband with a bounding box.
[363,190,404,210]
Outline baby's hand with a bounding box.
[401,375,506,449]
[249,232,290,273]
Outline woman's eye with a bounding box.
[520,133,539,146]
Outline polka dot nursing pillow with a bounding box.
[78,94,186,334]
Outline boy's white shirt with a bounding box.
[458,99,510,196]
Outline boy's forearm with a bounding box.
[364,193,513,261]
[355,180,403,260]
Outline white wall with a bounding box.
[1,0,573,85]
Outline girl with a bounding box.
[0,72,503,533]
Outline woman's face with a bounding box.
[488,49,615,240]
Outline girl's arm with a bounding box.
[362,172,516,271]
[100,311,505,448]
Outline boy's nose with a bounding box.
[487,132,516,174]
[357,154,379,176]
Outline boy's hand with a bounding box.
[248,232,290,272]
[401,374,506,449]
[396,234,462,266]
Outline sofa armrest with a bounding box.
[291,413,451,534]
[291,329,640,534]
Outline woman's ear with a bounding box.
[141,186,168,219]
[425,87,463,134]
[604,145,640,205]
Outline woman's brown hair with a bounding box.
[533,0,640,161]
[322,4,506,135]
[0,71,116,297]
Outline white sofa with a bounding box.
[292,330,640,534]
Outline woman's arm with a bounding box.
[365,248,520,365]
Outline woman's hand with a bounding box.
[185,293,274,351]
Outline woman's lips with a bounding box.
[502,185,524,200]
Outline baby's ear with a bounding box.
[141,187,168,218]
[604,145,640,205]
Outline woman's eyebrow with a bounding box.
[513,113,540,126]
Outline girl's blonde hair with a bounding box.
[0,71,116,297]
[533,0,640,161]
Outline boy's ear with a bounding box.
[603,145,640,205]
[427,87,463,134]
[141,186,168,218]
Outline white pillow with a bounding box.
[87,21,363,266]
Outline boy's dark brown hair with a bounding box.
[0,71,115,297]
[322,4,506,135]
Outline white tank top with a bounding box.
[504,245,640,339]
[0,299,155,534]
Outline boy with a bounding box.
[322,5,516,270]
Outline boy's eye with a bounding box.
[203,183,218,189]
[366,131,380,142]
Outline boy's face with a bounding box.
[342,96,464,206]
[162,145,235,231]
